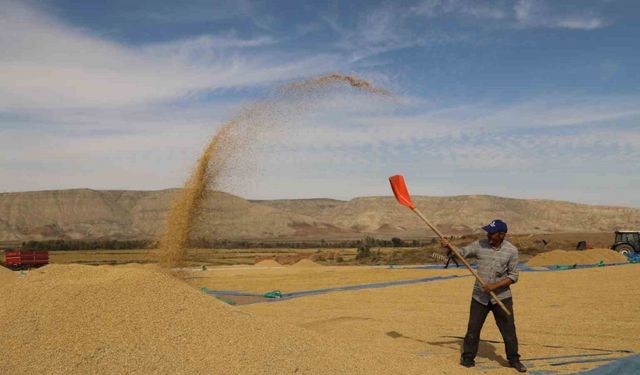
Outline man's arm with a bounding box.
[441,239,478,258]
[506,251,519,283]
[483,277,514,293]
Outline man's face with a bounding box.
[487,231,506,247]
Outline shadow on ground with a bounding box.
[386,331,509,367]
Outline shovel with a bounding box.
[388,174,511,316]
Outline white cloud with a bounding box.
[0,2,337,111]
[555,17,604,30]
[410,0,607,30]
[2,85,640,207]
[248,94,640,182]
[0,120,214,191]
[257,95,640,151]
[141,32,277,59]
[241,114,640,204]
[412,0,507,20]
[120,0,276,31]
[469,97,640,129]
[327,0,608,63]
[514,0,605,30]
[325,3,468,63]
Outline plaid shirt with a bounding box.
[459,239,519,305]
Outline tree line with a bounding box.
[187,237,433,249]
[19,237,436,251]
[21,239,152,251]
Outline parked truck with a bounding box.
[2,249,49,270]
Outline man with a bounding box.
[441,219,526,373]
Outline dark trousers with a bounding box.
[462,298,520,362]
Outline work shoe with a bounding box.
[509,360,527,372]
[460,358,475,368]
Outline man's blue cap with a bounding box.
[482,219,508,233]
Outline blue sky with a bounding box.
[1,0,639,207]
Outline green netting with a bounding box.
[262,290,282,299]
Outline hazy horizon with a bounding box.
[3,186,640,209]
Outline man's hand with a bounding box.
[482,282,496,293]
[483,278,514,293]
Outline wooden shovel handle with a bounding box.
[412,208,512,316]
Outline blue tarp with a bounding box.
[577,355,640,374]
[206,262,637,304]
[206,274,469,303]
[625,252,640,263]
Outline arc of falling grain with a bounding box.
[160,74,391,267]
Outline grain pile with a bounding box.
[0,265,16,284]
[527,248,627,266]
[254,259,283,267]
[0,264,415,374]
[160,73,390,267]
[291,259,322,268]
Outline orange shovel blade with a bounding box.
[389,175,415,209]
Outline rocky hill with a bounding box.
[1,189,639,241]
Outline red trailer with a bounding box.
[3,250,49,270]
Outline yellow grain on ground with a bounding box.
[47,248,354,267]
[526,248,627,266]
[0,266,16,284]
[2,262,638,374]
[185,265,468,293]
[242,264,640,374]
[291,258,322,268]
[0,264,424,375]
[254,259,283,267]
